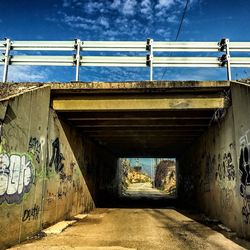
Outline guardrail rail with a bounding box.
[1,38,250,82]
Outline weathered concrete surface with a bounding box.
[49,81,230,92]
[0,84,123,249]
[9,208,249,250]
[178,81,250,239]
[178,105,238,229]
[0,87,113,249]
[231,82,250,238]
[0,86,51,249]
[41,109,95,229]
[2,80,250,248]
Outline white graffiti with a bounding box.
[0,153,33,204]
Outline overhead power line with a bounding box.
[161,0,190,80]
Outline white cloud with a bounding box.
[122,0,137,15]
[99,17,110,29]
[155,28,171,38]
[167,14,178,23]
[85,1,104,13]
[44,0,203,42]
[0,66,48,82]
[156,0,175,9]
[141,0,152,15]
[111,0,121,9]
[61,14,97,29]
[64,15,85,23]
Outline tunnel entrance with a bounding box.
[52,81,231,208]
[119,158,176,200]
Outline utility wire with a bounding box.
[161,0,190,80]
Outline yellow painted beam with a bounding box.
[53,97,224,111]
[53,97,225,111]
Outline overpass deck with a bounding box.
[51,81,230,157]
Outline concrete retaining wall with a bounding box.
[178,82,250,238]
[0,87,51,249]
[0,87,118,249]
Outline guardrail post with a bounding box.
[2,38,11,83]
[74,39,81,81]
[218,38,231,81]
[146,38,153,81]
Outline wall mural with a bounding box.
[0,153,33,204]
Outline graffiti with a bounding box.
[239,132,250,198]
[242,201,250,224]
[216,149,235,182]
[22,204,40,222]
[49,138,65,179]
[0,153,33,204]
[223,152,235,181]
[216,153,225,180]
[28,137,41,163]
[239,130,250,223]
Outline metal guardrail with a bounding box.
[1,38,250,82]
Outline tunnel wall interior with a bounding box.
[178,82,250,239]
[0,87,119,249]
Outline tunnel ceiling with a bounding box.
[51,81,231,157]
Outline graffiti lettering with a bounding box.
[0,153,33,204]
[216,150,235,182]
[242,202,250,224]
[223,152,235,181]
[49,138,65,173]
[239,130,250,223]
[239,132,250,198]
[22,204,40,222]
[28,137,41,163]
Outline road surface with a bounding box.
[10,208,249,250]
[124,182,174,199]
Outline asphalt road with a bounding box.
[10,208,249,250]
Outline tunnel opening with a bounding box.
[51,81,232,209]
[118,158,177,200]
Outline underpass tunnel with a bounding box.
[52,81,231,209]
[50,80,250,239]
[2,81,250,248]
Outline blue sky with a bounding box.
[0,0,250,82]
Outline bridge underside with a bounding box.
[52,81,230,157]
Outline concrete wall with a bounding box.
[0,87,119,249]
[178,82,250,239]
[0,87,51,249]
[231,82,250,238]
